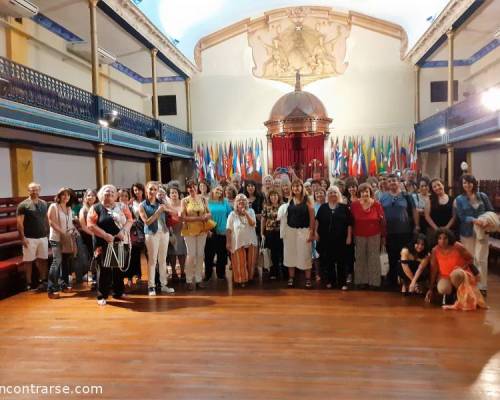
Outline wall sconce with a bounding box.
[99,109,120,128]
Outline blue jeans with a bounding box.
[48,241,71,293]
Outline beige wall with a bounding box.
[32,150,97,194]
[471,147,500,180]
[143,80,188,130]
[106,159,147,189]
[191,25,414,147]
[0,144,12,197]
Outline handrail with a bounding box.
[0,56,193,149]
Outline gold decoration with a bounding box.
[248,7,351,85]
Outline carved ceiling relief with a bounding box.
[248,7,351,85]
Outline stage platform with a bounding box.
[0,275,499,400]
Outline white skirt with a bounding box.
[283,225,312,270]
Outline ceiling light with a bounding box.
[481,87,500,112]
[98,119,109,127]
[439,128,447,135]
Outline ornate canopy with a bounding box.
[264,71,332,137]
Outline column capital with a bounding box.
[151,48,158,58]
[156,153,162,160]
[89,0,99,8]
[446,29,454,39]
[414,65,420,72]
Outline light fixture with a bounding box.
[99,109,120,128]
[481,87,500,112]
[439,128,447,135]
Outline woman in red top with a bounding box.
[351,183,386,288]
[426,228,486,310]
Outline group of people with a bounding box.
[15,168,497,309]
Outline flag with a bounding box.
[334,137,341,176]
[255,140,262,176]
[369,136,377,176]
[227,142,234,177]
[234,143,241,176]
[409,132,418,172]
[378,136,386,174]
[400,145,408,170]
[341,136,348,176]
[387,136,393,173]
[352,137,359,177]
[217,142,224,179]
[239,142,246,179]
[330,137,337,177]
[246,139,254,175]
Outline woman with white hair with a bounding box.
[315,185,352,290]
[262,175,274,197]
[283,179,315,289]
[87,184,133,305]
[226,193,258,287]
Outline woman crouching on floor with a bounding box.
[87,184,133,306]
[226,194,258,288]
[426,228,486,310]
[398,234,430,295]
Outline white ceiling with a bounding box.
[429,0,500,61]
[35,0,178,79]
[135,0,450,62]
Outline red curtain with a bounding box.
[272,135,324,178]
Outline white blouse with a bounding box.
[226,208,258,252]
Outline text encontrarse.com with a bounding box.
[0,385,103,396]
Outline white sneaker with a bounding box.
[161,286,175,294]
[97,299,106,306]
[346,274,353,284]
[341,285,348,291]
[148,288,156,296]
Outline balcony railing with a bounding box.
[0,56,192,150]
[415,93,497,147]
[0,57,95,122]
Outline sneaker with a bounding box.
[97,298,106,306]
[326,283,333,289]
[287,278,294,288]
[161,286,175,294]
[148,287,156,296]
[48,292,60,299]
[305,279,312,289]
[346,274,353,284]
[341,285,348,291]
[25,285,31,291]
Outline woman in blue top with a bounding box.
[204,185,232,281]
[139,181,175,296]
[454,174,494,294]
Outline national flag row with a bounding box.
[329,133,417,177]
[194,139,264,184]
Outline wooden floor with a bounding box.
[1,274,500,400]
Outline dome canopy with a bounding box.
[267,71,330,122]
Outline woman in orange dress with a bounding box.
[426,228,486,310]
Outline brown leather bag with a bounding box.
[56,205,77,255]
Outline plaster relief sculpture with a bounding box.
[248,7,351,85]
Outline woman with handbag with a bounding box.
[181,179,212,290]
[87,184,133,306]
[204,185,232,281]
[47,188,77,299]
[79,189,97,289]
[261,189,283,280]
[139,181,175,296]
[226,194,258,287]
[128,183,146,285]
[350,183,386,289]
[167,185,187,282]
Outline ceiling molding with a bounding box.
[405,0,479,65]
[101,0,198,77]
[194,6,408,71]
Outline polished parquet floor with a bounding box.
[0,273,499,400]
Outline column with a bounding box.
[10,145,33,197]
[95,143,105,188]
[447,145,454,196]
[156,153,162,183]
[447,29,454,107]
[414,65,420,123]
[185,78,192,132]
[89,0,99,96]
[151,48,159,119]
[266,133,273,174]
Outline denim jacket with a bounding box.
[141,200,167,235]
[454,192,493,237]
